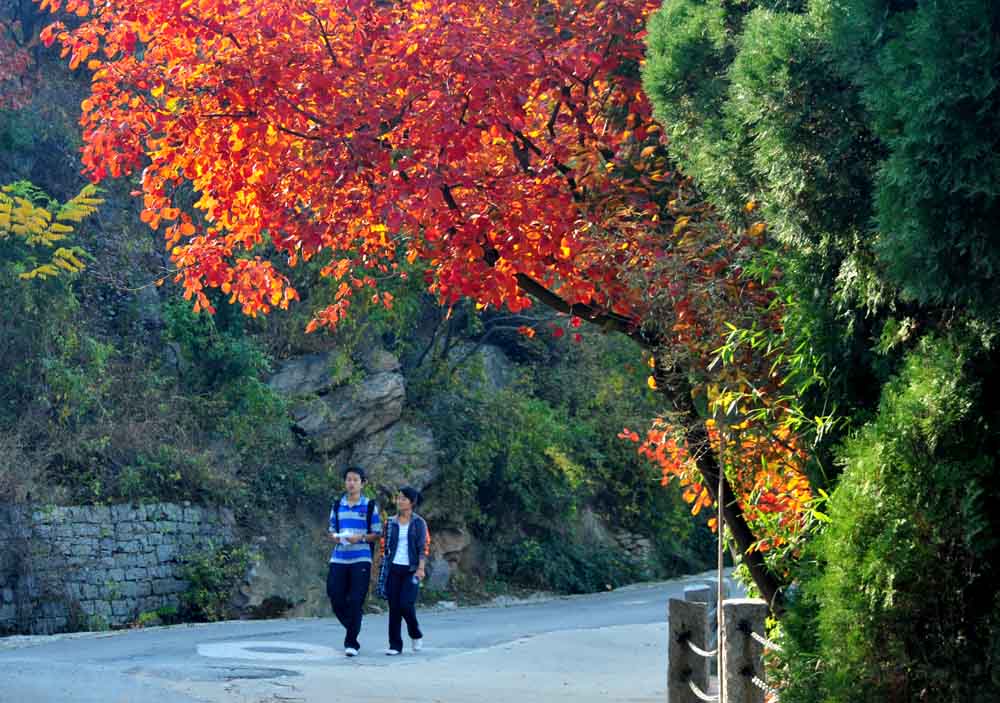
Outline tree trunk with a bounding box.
[515,273,787,616]
[664,372,786,617]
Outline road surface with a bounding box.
[0,570,734,703]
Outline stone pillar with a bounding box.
[685,583,718,676]
[684,584,712,604]
[668,598,711,703]
[721,598,768,703]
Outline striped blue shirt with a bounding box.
[328,495,381,564]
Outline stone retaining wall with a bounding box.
[0,503,235,635]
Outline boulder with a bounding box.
[449,343,515,391]
[349,422,440,491]
[431,527,472,558]
[268,352,355,397]
[360,348,401,374]
[422,527,480,590]
[290,372,405,453]
[136,285,164,331]
[424,556,450,591]
[458,535,497,579]
[160,341,186,376]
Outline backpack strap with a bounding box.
[333,496,342,533]
[366,498,376,533]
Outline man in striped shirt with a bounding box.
[326,465,382,656]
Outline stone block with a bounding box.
[156,544,178,562]
[125,567,149,581]
[77,523,100,538]
[152,578,187,596]
[721,598,769,703]
[148,503,168,520]
[668,598,711,703]
[149,565,172,579]
[122,582,144,599]
[42,601,67,618]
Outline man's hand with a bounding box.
[415,566,426,581]
[346,533,365,544]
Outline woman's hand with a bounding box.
[415,566,426,581]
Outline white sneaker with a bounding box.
[384,648,401,656]
[344,647,359,657]
[411,638,423,652]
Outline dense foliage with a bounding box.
[0,18,711,604]
[37,0,822,606]
[644,0,1000,699]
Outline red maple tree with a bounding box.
[41,0,808,610]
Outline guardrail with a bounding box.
[668,596,779,703]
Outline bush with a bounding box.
[497,536,643,594]
[779,337,1000,702]
[179,544,256,622]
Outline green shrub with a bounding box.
[497,536,643,594]
[179,544,256,623]
[780,337,1000,702]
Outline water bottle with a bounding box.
[411,575,420,586]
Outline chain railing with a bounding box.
[669,596,779,703]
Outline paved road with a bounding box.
[0,570,734,703]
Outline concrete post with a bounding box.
[721,598,769,703]
[668,598,711,703]
[684,584,713,604]
[684,584,718,676]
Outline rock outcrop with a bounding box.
[300,372,405,453]
[349,422,440,491]
[268,351,355,396]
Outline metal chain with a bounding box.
[685,639,718,658]
[749,630,783,652]
[688,680,720,702]
[751,674,781,699]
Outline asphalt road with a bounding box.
[0,570,734,703]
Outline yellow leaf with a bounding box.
[151,84,165,98]
[647,376,658,391]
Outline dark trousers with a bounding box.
[387,563,422,651]
[327,562,371,649]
